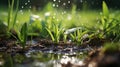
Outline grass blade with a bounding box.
[46,28,55,42]
[103,1,109,17]
[13,0,19,28]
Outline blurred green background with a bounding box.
[0,0,120,10]
[0,0,120,29]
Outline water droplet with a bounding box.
[53,0,56,2]
[68,1,71,3]
[58,0,61,3]
[29,6,31,8]
[63,3,66,6]
[20,10,22,12]
[45,12,51,17]
[28,0,30,3]
[53,4,55,7]
[20,10,23,15]
[25,3,28,5]
[67,15,72,20]
[56,4,59,7]
[21,6,24,8]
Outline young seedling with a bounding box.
[64,27,88,45]
[46,22,64,43]
[7,0,19,32]
[16,23,28,50]
[99,1,120,41]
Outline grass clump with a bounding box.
[7,0,19,32]
[98,1,120,41]
[46,22,64,43]
[15,23,28,50]
[64,27,88,45]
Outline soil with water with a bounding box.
[0,38,120,67]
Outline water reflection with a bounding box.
[0,51,86,67]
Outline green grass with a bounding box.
[0,1,120,45]
[0,7,100,28]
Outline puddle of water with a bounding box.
[0,40,90,67]
[0,50,86,67]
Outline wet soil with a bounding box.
[0,37,119,67]
[0,37,105,54]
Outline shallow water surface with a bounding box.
[0,50,87,67]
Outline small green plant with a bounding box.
[0,0,19,38]
[28,14,41,36]
[7,0,19,32]
[46,22,64,43]
[100,1,110,37]
[99,1,120,41]
[65,27,88,45]
[16,23,28,49]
